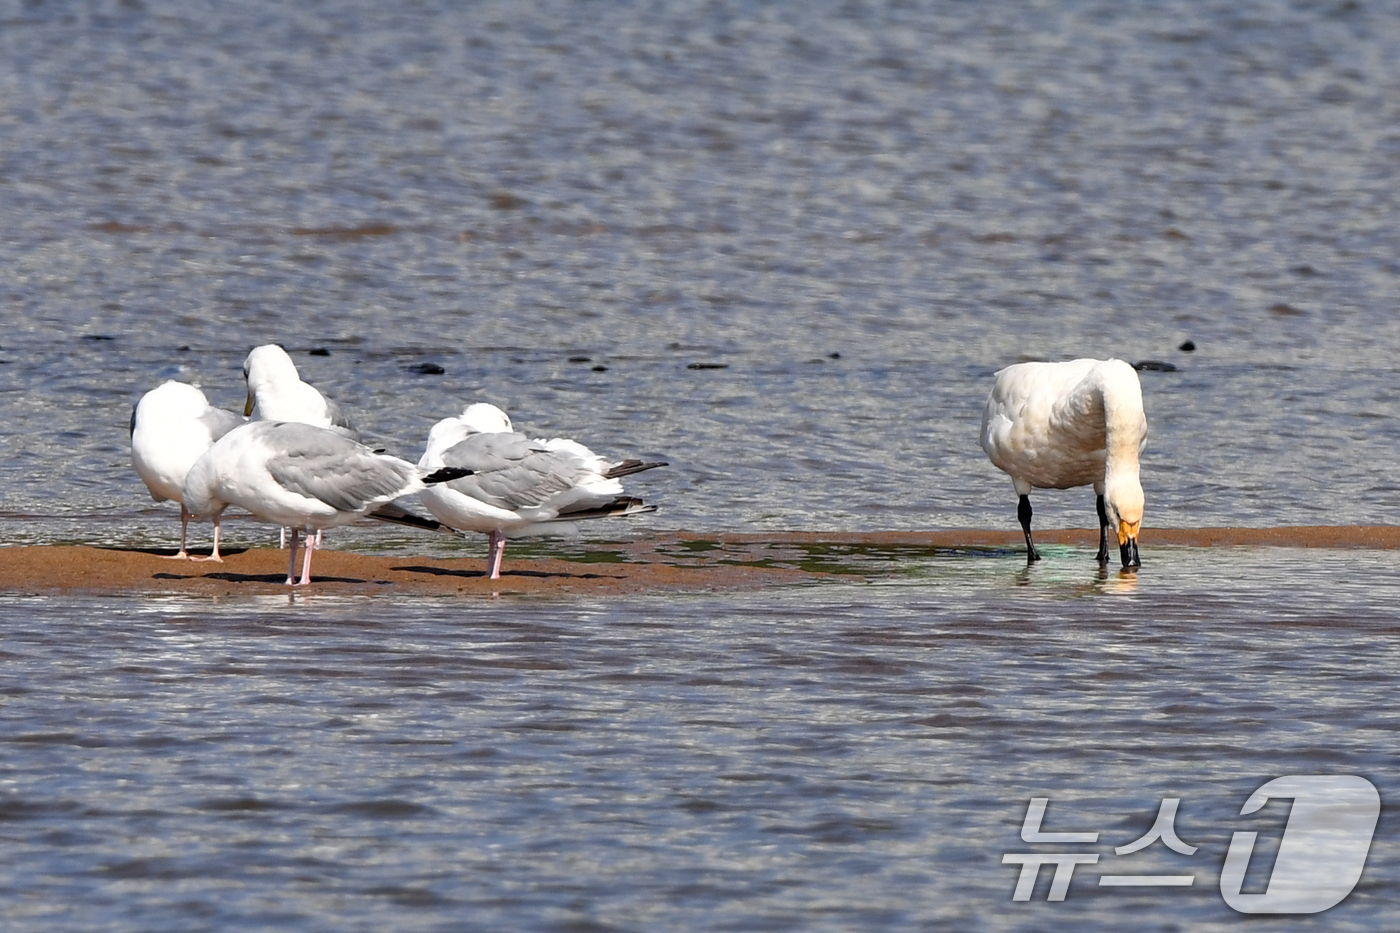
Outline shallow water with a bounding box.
[4,548,1399,931]
[3,0,1400,928]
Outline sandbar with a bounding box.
[0,527,1395,597]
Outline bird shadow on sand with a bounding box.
[101,545,250,558]
[151,571,377,585]
[393,564,615,581]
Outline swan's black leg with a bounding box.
[1095,494,1110,564]
[1018,494,1040,562]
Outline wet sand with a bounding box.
[1,527,1396,597]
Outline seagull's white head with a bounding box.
[457,403,514,435]
[242,344,301,416]
[421,404,515,468]
[1104,473,1144,569]
[138,380,211,423]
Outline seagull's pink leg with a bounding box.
[163,504,192,559]
[487,530,506,580]
[190,513,224,563]
[296,530,316,586]
[178,504,191,558]
[285,528,300,584]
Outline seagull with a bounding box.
[979,358,1147,568]
[130,380,245,559]
[417,403,667,580]
[181,420,471,585]
[243,343,360,547]
[243,344,359,439]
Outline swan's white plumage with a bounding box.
[182,420,462,584]
[129,380,245,558]
[417,403,664,579]
[980,358,1147,566]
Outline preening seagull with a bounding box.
[243,344,359,438]
[980,358,1147,568]
[243,343,361,547]
[130,380,245,559]
[417,403,667,580]
[181,420,470,585]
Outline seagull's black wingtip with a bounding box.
[422,466,473,484]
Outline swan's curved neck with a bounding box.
[1093,370,1145,476]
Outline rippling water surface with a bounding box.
[5,549,1400,931]
[3,0,1400,928]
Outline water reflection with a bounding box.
[1097,566,1140,596]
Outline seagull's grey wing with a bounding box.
[436,432,539,472]
[200,406,246,441]
[263,423,414,512]
[268,450,417,512]
[324,397,360,440]
[439,434,592,511]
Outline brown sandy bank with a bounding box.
[0,540,821,598]
[1,526,1396,597]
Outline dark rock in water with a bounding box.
[489,191,527,210]
[687,362,729,370]
[1178,340,1196,352]
[828,351,841,359]
[83,334,115,341]
[1133,359,1178,372]
[408,362,445,375]
[568,356,592,363]
[592,365,608,372]
[308,347,331,356]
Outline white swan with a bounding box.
[181,421,469,585]
[417,403,667,580]
[130,380,245,559]
[980,358,1147,568]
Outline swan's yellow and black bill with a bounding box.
[1117,520,1141,569]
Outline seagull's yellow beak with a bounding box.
[244,392,255,417]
